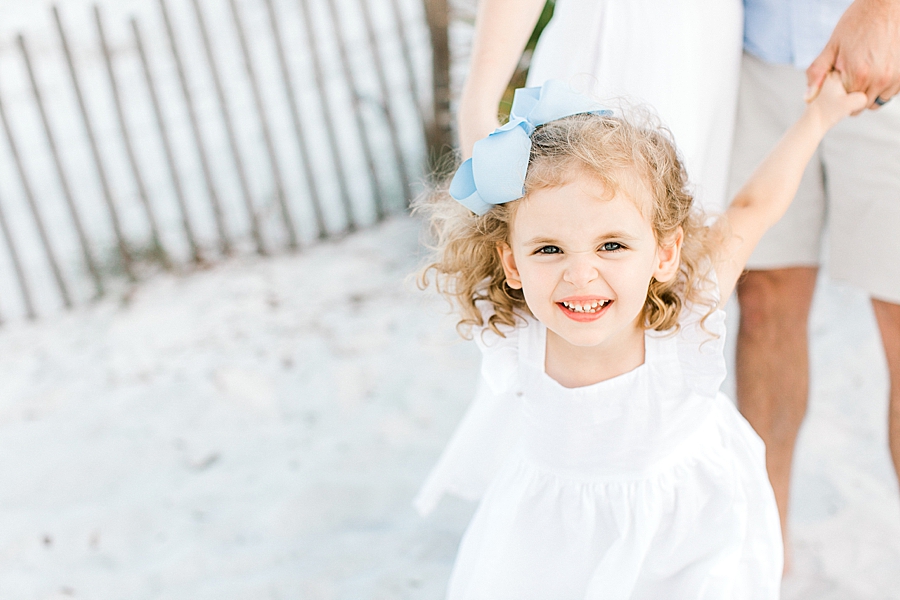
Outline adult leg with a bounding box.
[736,267,818,549]
[820,99,900,495]
[871,299,900,491]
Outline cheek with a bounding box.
[609,258,657,300]
[515,261,563,306]
[517,262,556,291]
[615,273,649,300]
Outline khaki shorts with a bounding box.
[728,52,900,304]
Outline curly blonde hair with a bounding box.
[416,112,718,338]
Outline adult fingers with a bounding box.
[848,91,870,114]
[806,44,837,101]
[858,62,895,109]
[837,63,881,115]
[870,79,900,110]
[838,50,900,110]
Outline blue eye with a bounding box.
[600,242,624,252]
[535,245,562,255]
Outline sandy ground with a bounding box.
[0,215,899,599]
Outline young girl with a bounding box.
[414,77,865,598]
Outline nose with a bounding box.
[562,253,600,288]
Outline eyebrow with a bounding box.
[523,231,639,246]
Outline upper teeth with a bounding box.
[562,300,609,313]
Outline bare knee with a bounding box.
[736,268,818,336]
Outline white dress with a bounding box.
[415,301,783,599]
[526,0,744,211]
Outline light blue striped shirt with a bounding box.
[744,0,853,68]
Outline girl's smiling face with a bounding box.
[498,170,682,357]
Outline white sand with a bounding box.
[0,215,898,599]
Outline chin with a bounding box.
[549,326,613,348]
[547,310,644,349]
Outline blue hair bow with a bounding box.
[450,80,612,215]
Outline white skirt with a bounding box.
[444,395,782,600]
[527,0,743,211]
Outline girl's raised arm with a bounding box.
[711,73,867,302]
[458,0,547,158]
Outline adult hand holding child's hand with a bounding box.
[805,0,900,112]
[807,71,869,129]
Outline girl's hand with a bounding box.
[805,0,900,113]
[806,71,869,130]
[717,70,865,302]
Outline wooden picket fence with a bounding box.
[0,0,450,324]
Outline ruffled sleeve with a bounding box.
[473,303,521,395]
[413,303,526,516]
[673,283,727,400]
[413,377,523,516]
